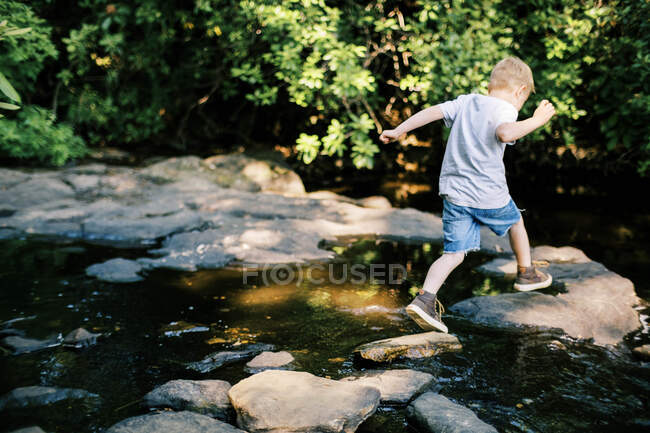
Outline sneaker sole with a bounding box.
[514,274,553,291]
[405,304,448,333]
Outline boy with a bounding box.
[379,57,555,333]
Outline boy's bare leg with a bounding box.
[508,217,532,268]
[420,252,465,295]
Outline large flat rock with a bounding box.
[354,331,462,363]
[407,392,497,433]
[1,155,446,278]
[228,370,380,433]
[104,411,246,433]
[457,246,641,345]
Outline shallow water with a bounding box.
[0,237,649,432]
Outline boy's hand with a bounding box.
[379,129,402,144]
[532,100,556,126]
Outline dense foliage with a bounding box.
[0,0,648,178]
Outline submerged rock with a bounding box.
[228,370,380,433]
[63,328,102,348]
[86,258,144,283]
[160,321,210,337]
[0,386,99,411]
[339,369,434,404]
[143,379,232,420]
[354,331,462,363]
[7,427,47,433]
[187,343,275,373]
[407,392,497,433]
[104,411,245,433]
[1,334,62,355]
[245,351,295,372]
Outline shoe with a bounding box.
[405,290,448,333]
[514,265,553,291]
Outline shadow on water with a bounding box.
[0,237,649,432]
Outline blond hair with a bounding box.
[488,57,535,94]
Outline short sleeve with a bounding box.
[439,94,468,128]
[494,104,518,145]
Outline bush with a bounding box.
[0,106,87,166]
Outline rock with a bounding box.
[0,177,74,209]
[160,321,210,337]
[407,392,497,433]
[0,386,99,411]
[63,328,102,348]
[532,245,590,263]
[187,343,275,373]
[206,154,306,195]
[7,427,47,433]
[143,379,232,420]
[228,370,380,433]
[456,260,641,346]
[632,344,650,361]
[339,369,434,404]
[354,331,462,363]
[356,196,392,209]
[245,351,294,371]
[476,257,518,277]
[1,334,62,354]
[82,209,203,245]
[476,245,592,277]
[105,410,245,433]
[0,167,30,189]
[63,173,101,192]
[86,258,144,283]
[141,154,306,196]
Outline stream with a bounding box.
[1,232,649,432]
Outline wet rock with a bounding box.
[354,331,462,363]
[143,379,232,420]
[0,386,99,411]
[86,258,144,283]
[457,259,641,346]
[228,370,380,433]
[7,427,47,433]
[339,369,434,404]
[187,343,275,373]
[1,334,62,355]
[632,344,650,361]
[245,351,294,371]
[63,328,102,348]
[160,321,210,337]
[105,410,245,433]
[407,392,497,433]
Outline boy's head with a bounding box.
[488,57,535,105]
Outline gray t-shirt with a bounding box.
[438,93,518,209]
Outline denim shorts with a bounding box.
[442,198,521,254]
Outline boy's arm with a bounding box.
[379,105,444,143]
[496,100,555,143]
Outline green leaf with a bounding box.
[2,27,31,36]
[0,72,20,103]
[0,102,20,110]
